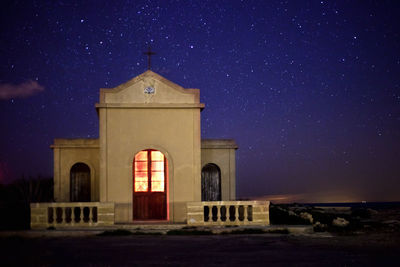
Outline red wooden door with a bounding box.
[133,150,167,220]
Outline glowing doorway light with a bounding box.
[134,150,165,192]
[151,151,164,192]
[134,151,148,192]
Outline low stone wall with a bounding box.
[187,201,270,226]
[30,201,269,228]
[30,202,115,229]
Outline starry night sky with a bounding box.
[1,0,399,202]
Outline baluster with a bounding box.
[217,205,221,222]
[71,207,76,224]
[55,207,59,224]
[55,207,58,224]
[79,207,85,224]
[50,207,55,225]
[244,206,248,223]
[47,207,51,224]
[66,207,70,224]
[226,206,231,224]
[235,205,239,223]
[75,207,80,224]
[88,207,93,223]
[54,207,58,224]
[207,205,211,224]
[61,207,65,224]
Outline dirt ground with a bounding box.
[1,232,399,266]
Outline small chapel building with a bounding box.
[50,70,238,223]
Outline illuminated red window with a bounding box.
[134,150,165,192]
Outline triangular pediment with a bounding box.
[99,70,200,104]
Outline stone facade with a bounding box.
[52,138,100,202]
[49,70,239,224]
[187,201,270,226]
[30,202,114,229]
[201,139,238,201]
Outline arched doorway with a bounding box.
[133,149,167,220]
[201,163,221,201]
[70,163,91,202]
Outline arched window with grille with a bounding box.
[201,163,221,201]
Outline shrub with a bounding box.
[0,176,53,230]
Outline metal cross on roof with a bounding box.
[143,45,156,70]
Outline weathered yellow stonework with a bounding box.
[30,70,269,229]
[187,201,270,226]
[30,202,114,229]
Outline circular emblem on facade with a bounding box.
[144,86,155,94]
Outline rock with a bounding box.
[313,221,328,232]
[288,210,297,216]
[300,212,314,224]
[332,217,349,227]
[383,220,400,225]
[367,208,378,215]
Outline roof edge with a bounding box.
[51,138,99,149]
[201,139,238,149]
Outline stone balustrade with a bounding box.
[187,201,270,226]
[30,202,115,229]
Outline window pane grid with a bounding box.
[134,150,165,193]
[151,171,164,192]
[151,151,164,161]
[135,161,148,171]
[151,161,164,171]
[135,151,148,161]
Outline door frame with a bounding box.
[70,162,91,202]
[132,149,170,221]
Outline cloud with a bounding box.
[0,80,45,100]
